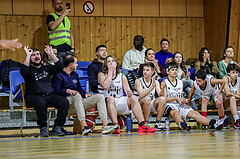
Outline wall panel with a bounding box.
[44,0,74,16]
[187,0,204,17]
[160,0,186,17]
[104,0,131,16]
[0,0,12,15]
[13,0,44,15]
[0,16,205,64]
[132,0,159,17]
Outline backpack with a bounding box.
[125,71,140,92]
[1,59,21,89]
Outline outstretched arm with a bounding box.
[0,39,22,51]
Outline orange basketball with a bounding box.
[86,116,96,129]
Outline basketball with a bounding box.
[86,116,96,130]
[117,115,127,129]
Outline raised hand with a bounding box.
[0,39,22,51]
[24,46,33,56]
[44,45,53,55]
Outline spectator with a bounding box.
[155,38,173,68]
[46,0,74,63]
[218,46,240,79]
[52,55,119,135]
[20,45,69,137]
[139,48,167,79]
[87,44,107,93]
[195,47,219,78]
[172,52,201,110]
[122,35,146,71]
[42,46,58,65]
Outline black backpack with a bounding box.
[1,59,21,88]
[125,71,140,92]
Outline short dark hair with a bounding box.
[165,62,178,71]
[52,0,55,3]
[96,44,106,52]
[160,38,170,46]
[222,46,233,60]
[30,48,42,57]
[226,63,239,73]
[143,62,154,70]
[63,55,76,67]
[196,69,207,80]
[145,48,154,57]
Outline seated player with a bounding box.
[52,55,119,135]
[188,69,226,129]
[98,55,157,133]
[135,62,166,131]
[162,62,229,131]
[222,64,240,129]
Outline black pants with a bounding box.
[25,94,69,128]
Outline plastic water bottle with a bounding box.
[126,116,131,132]
[165,117,170,131]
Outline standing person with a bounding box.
[162,62,229,131]
[139,48,167,79]
[122,35,146,71]
[52,55,119,135]
[188,69,226,129]
[222,64,240,129]
[195,47,219,78]
[98,55,157,134]
[155,38,173,69]
[0,38,22,51]
[218,46,240,79]
[46,0,74,63]
[173,52,201,110]
[135,62,166,131]
[87,45,107,93]
[20,45,69,137]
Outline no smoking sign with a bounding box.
[83,1,94,14]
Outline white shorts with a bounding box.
[202,93,219,102]
[115,97,130,114]
[165,103,193,121]
[150,100,157,113]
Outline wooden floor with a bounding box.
[0,128,239,158]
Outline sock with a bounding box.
[139,121,145,127]
[219,115,225,119]
[209,119,216,127]
[201,111,207,117]
[83,126,89,130]
[233,115,239,122]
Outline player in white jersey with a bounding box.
[135,63,166,131]
[188,69,226,129]
[222,64,240,129]
[98,55,156,134]
[162,62,229,131]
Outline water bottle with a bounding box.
[165,117,170,131]
[126,116,131,132]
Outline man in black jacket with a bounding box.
[20,45,69,137]
[87,45,107,93]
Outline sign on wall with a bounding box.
[83,1,94,14]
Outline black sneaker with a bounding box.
[40,127,49,137]
[179,122,191,131]
[234,119,240,129]
[52,126,65,136]
[214,116,230,130]
[154,122,166,131]
[82,126,92,136]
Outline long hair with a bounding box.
[173,52,187,73]
[221,46,233,60]
[102,55,120,75]
[198,47,212,62]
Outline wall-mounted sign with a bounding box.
[83,1,94,14]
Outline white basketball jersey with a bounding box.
[223,76,240,97]
[194,74,217,95]
[139,77,155,100]
[98,73,123,98]
[165,78,183,104]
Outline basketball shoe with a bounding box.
[40,127,49,137]
[82,126,92,136]
[179,121,191,131]
[154,122,166,131]
[234,119,240,129]
[112,123,120,134]
[213,116,230,130]
[138,122,157,133]
[102,125,119,134]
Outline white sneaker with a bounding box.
[154,122,166,131]
[82,127,92,136]
[214,116,230,130]
[102,125,119,134]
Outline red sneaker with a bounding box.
[138,124,157,133]
[112,123,120,134]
